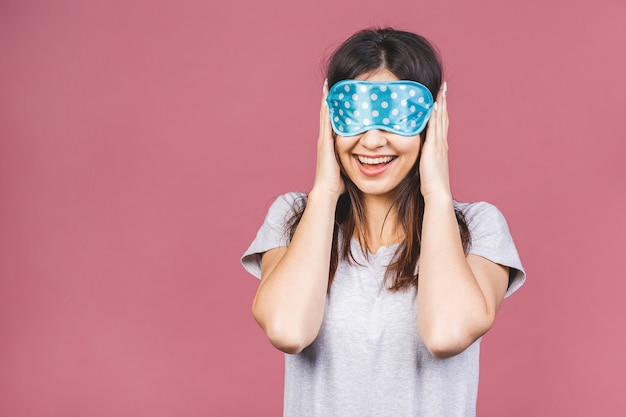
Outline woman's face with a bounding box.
[334,68,421,198]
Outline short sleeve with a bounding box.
[457,201,526,298]
[240,192,306,279]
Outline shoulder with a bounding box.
[241,191,307,279]
[453,200,512,246]
[454,200,511,236]
[270,191,308,211]
[454,200,526,297]
[264,192,308,225]
[454,200,505,223]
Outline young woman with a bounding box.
[242,27,525,417]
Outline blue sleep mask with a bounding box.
[326,80,434,137]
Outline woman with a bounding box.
[241,27,525,417]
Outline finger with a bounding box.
[319,80,327,118]
[437,82,444,117]
[433,83,446,143]
[424,101,438,144]
[441,81,448,116]
[321,101,332,140]
[424,110,433,143]
[319,80,331,140]
[318,90,337,170]
[440,81,449,143]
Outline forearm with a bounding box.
[252,188,338,353]
[417,193,492,358]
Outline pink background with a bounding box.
[1,0,625,415]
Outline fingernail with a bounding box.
[443,81,447,96]
[434,102,438,111]
[323,78,328,93]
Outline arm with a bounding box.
[252,82,344,354]
[416,83,509,358]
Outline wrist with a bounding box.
[308,187,342,205]
[422,190,454,207]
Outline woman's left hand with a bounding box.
[419,82,452,200]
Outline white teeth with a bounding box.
[357,155,395,165]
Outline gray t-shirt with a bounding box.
[242,192,525,417]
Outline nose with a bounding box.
[358,129,387,149]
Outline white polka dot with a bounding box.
[346,119,352,125]
[353,126,359,131]
[333,101,338,106]
[352,94,359,100]
[339,126,344,131]
[382,118,390,124]
[360,85,367,92]
[339,109,344,116]
[370,93,378,100]
[380,85,387,92]
[363,119,370,125]
[393,125,400,130]
[401,116,407,122]
[418,112,423,117]
[401,99,407,106]
[399,85,406,90]
[409,90,416,97]
[410,106,416,112]
[391,109,399,116]
[344,102,350,108]
[334,116,339,122]
[425,104,431,108]
[361,102,369,109]
[344,85,350,92]
[381,101,388,108]
[339,93,344,99]
[391,92,398,99]
[372,110,379,117]
[418,97,425,103]
[354,110,360,117]
[411,120,417,127]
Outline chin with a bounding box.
[353,181,399,198]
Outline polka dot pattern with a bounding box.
[326,80,434,137]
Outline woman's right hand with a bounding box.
[253,81,341,354]
[312,80,345,198]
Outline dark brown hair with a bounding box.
[288,27,470,291]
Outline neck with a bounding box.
[356,193,403,253]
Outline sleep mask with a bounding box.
[326,80,434,137]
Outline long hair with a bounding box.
[288,27,471,291]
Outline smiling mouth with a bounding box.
[356,155,396,165]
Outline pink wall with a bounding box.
[1,0,625,415]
